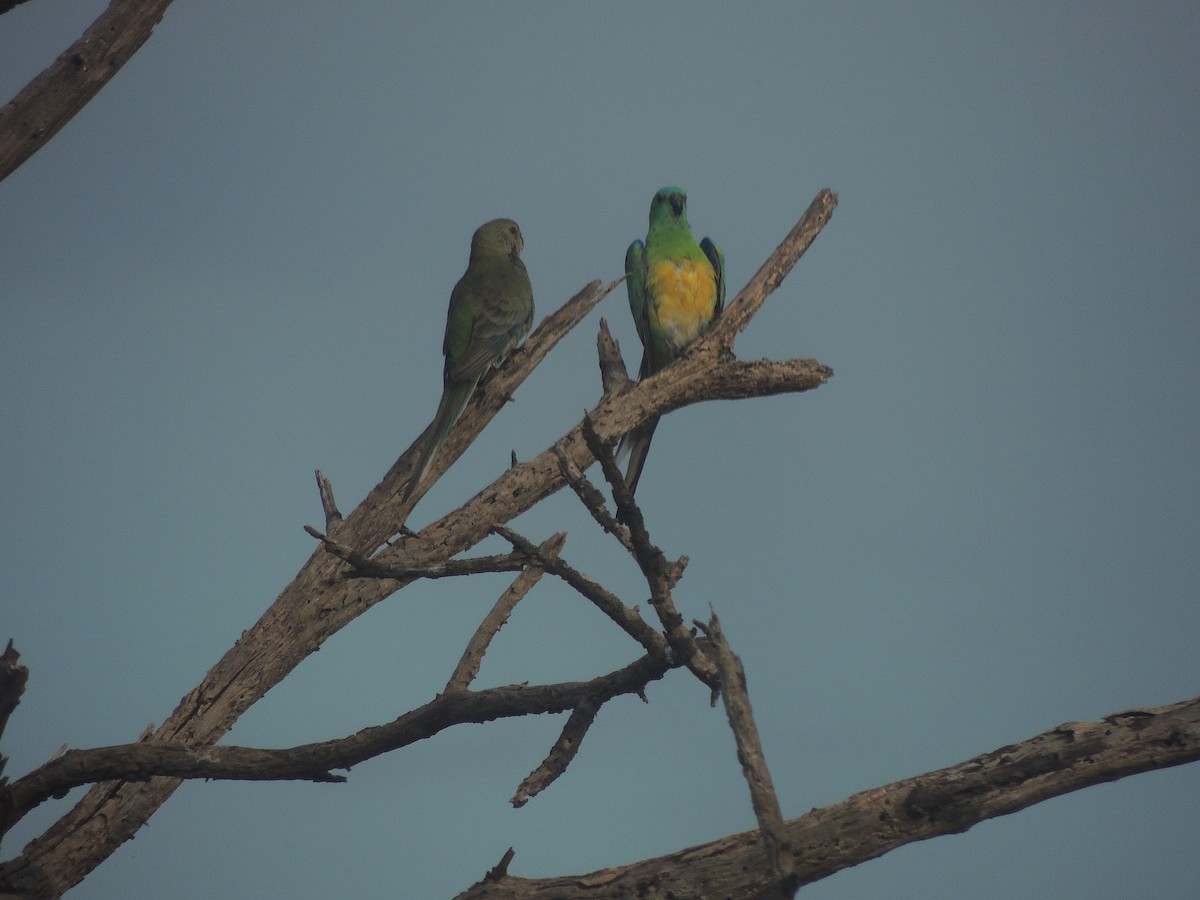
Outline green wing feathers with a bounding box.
[405,219,533,502]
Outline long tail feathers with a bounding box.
[617,416,660,496]
[404,379,478,501]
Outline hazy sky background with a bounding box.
[2,2,1198,897]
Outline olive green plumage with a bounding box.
[406,219,534,500]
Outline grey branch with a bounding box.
[314,470,343,528]
[445,532,567,692]
[511,695,602,808]
[0,654,671,840]
[304,525,529,581]
[454,694,1200,900]
[578,419,715,692]
[0,0,177,183]
[700,611,796,897]
[490,525,667,661]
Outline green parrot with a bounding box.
[619,187,725,494]
[406,218,534,500]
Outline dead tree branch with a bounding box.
[0,0,177,183]
[445,533,567,693]
[0,654,673,839]
[455,694,1200,900]
[700,612,796,898]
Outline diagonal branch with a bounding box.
[511,695,602,808]
[700,611,796,898]
[707,188,838,349]
[578,420,716,692]
[490,526,667,661]
[0,0,177,183]
[445,533,566,692]
[455,694,1200,899]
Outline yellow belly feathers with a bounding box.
[648,258,718,350]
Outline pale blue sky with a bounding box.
[2,2,1198,898]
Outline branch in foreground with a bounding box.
[0,0,177,183]
[455,694,1200,899]
[0,655,672,838]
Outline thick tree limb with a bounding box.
[0,197,832,897]
[0,0,176,183]
[455,694,1200,900]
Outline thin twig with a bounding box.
[596,318,633,396]
[490,525,667,660]
[699,610,796,897]
[314,470,343,528]
[579,418,717,691]
[0,654,671,838]
[445,533,567,692]
[511,696,602,808]
[553,444,634,552]
[305,526,528,580]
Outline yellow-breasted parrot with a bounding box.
[619,187,725,493]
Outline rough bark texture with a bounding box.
[454,697,1200,899]
[0,0,176,183]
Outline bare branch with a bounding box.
[455,694,1200,899]
[0,641,29,775]
[0,654,671,840]
[707,189,838,349]
[0,0,177,183]
[579,419,716,692]
[445,533,567,693]
[304,525,528,581]
[553,444,634,553]
[596,318,633,396]
[511,695,601,808]
[490,526,667,661]
[314,470,343,528]
[700,611,796,898]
